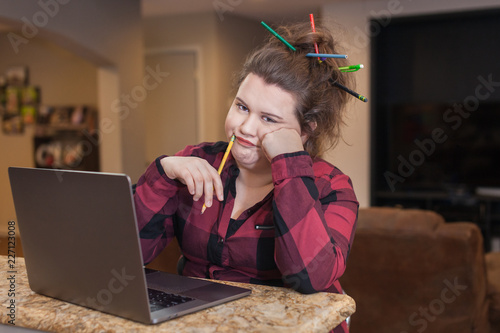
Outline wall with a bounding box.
[143,12,266,148]
[0,34,98,232]
[0,0,144,177]
[0,0,143,235]
[215,14,269,131]
[322,0,500,208]
[0,35,98,105]
[143,13,218,144]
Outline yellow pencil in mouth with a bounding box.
[201,135,235,214]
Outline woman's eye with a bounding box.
[236,103,248,112]
[262,116,276,123]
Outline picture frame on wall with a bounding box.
[1,66,39,134]
[6,66,29,86]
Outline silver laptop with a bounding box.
[8,167,251,324]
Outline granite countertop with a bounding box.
[1,257,355,332]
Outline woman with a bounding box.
[134,22,358,332]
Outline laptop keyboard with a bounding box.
[148,288,195,312]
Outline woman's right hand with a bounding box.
[160,156,224,208]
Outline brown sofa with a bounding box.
[340,207,500,333]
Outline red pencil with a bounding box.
[309,14,321,62]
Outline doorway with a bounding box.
[144,49,199,163]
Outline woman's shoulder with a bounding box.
[312,157,346,178]
[176,141,229,157]
[312,157,356,193]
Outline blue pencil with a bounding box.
[306,53,347,59]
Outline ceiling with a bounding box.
[0,1,341,31]
[141,0,340,21]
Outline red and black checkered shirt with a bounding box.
[134,141,358,296]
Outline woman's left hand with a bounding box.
[261,128,305,161]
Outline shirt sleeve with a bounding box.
[134,156,182,264]
[134,142,228,265]
[271,151,359,294]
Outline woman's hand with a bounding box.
[160,156,224,208]
[261,128,306,161]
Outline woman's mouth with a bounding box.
[235,136,256,147]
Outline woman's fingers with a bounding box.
[261,128,305,160]
[161,156,224,206]
[191,166,206,201]
[203,177,214,207]
[214,175,224,202]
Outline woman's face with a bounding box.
[224,73,303,171]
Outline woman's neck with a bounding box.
[236,164,273,189]
[231,164,274,219]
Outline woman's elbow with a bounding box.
[282,270,319,294]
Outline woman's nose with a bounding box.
[239,114,258,136]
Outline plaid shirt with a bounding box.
[134,141,358,296]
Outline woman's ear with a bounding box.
[300,121,317,143]
[309,121,317,132]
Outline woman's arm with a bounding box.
[134,142,228,264]
[261,127,358,293]
[271,152,358,294]
[134,157,181,264]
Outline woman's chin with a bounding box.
[232,149,268,170]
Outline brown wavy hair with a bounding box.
[236,21,354,158]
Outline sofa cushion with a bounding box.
[357,206,445,232]
[340,207,489,333]
[486,251,500,332]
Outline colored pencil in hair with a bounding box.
[306,53,347,59]
[330,79,368,102]
[260,21,296,51]
[309,14,322,61]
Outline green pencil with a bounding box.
[260,21,296,52]
[339,64,364,72]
